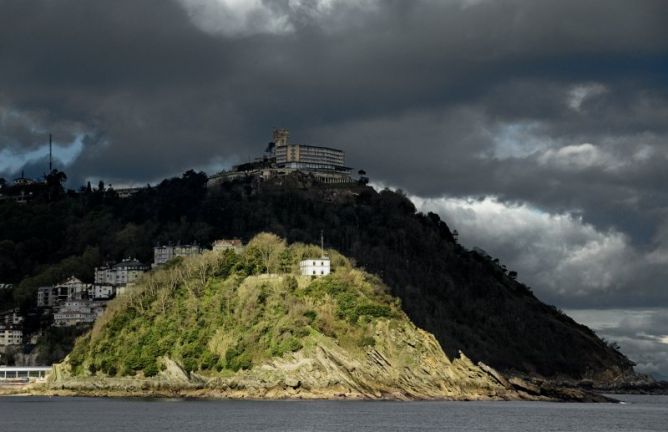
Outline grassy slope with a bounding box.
[70,246,394,377]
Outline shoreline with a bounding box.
[0,382,618,403]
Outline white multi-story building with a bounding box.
[0,327,23,347]
[153,244,203,267]
[299,257,331,277]
[53,301,105,327]
[95,258,148,286]
[272,129,349,174]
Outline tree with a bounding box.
[45,169,67,200]
[357,169,369,185]
[45,169,67,187]
[246,232,286,274]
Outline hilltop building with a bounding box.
[208,129,353,186]
[13,171,37,186]
[114,187,143,199]
[153,244,203,267]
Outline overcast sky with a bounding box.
[1,0,667,379]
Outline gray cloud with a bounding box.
[566,309,668,380]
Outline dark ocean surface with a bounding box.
[0,394,666,432]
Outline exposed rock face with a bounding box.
[41,335,611,401]
[46,303,518,400]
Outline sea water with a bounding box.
[0,394,666,432]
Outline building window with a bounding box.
[313,270,316,275]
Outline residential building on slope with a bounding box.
[95,258,149,286]
[153,244,203,267]
[0,309,24,326]
[53,301,105,327]
[37,276,90,308]
[0,326,23,348]
[212,239,244,253]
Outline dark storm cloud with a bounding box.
[1,0,667,310]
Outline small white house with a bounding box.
[299,257,331,277]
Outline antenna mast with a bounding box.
[49,133,53,172]
[320,230,324,257]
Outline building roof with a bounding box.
[112,258,146,269]
[58,276,83,286]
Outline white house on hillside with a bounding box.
[299,257,331,277]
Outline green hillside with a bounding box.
[50,233,523,399]
[1,172,635,384]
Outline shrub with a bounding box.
[358,336,376,347]
[200,351,220,370]
[303,310,317,323]
[182,357,198,373]
[356,304,393,318]
[284,276,298,292]
[224,346,253,371]
[144,362,159,377]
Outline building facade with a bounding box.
[212,239,244,253]
[53,301,104,327]
[153,244,203,267]
[95,258,148,286]
[272,129,348,173]
[92,284,115,300]
[0,327,23,347]
[208,129,354,187]
[37,276,90,307]
[0,309,24,326]
[299,258,331,277]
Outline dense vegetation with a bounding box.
[0,170,633,379]
[68,234,400,377]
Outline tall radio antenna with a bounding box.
[49,133,53,172]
